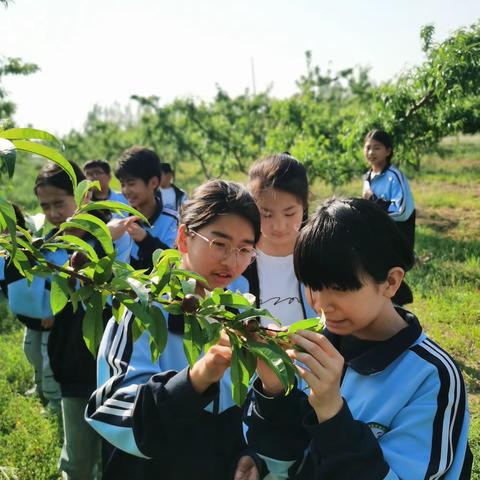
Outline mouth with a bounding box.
[211,272,233,285]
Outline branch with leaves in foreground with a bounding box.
[0,127,323,406]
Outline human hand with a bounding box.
[255,323,287,397]
[125,217,147,242]
[189,332,232,394]
[233,455,259,480]
[107,217,129,240]
[288,330,344,422]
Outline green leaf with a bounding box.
[50,275,70,315]
[0,197,17,257]
[55,235,99,262]
[230,343,251,406]
[0,137,16,178]
[78,200,148,224]
[233,308,279,324]
[289,317,323,334]
[0,128,61,145]
[74,179,100,207]
[127,277,149,304]
[12,140,77,189]
[182,313,203,366]
[181,278,196,295]
[148,305,168,363]
[248,341,296,393]
[83,291,105,355]
[61,213,113,255]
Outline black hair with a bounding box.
[364,129,394,163]
[294,198,414,291]
[248,152,309,223]
[84,159,111,175]
[180,179,261,244]
[114,146,162,184]
[34,160,85,196]
[160,163,174,174]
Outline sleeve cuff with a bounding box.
[303,399,362,453]
[252,377,303,422]
[162,367,219,418]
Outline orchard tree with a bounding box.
[0,127,322,406]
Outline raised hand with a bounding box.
[288,330,344,422]
[189,332,232,394]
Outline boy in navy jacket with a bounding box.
[108,146,178,270]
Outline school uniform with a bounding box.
[244,308,472,479]
[129,198,178,270]
[363,164,416,253]
[158,184,187,212]
[1,250,61,409]
[85,276,263,480]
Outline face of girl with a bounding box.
[305,273,402,341]
[364,139,391,172]
[36,185,77,227]
[255,188,304,255]
[177,214,256,290]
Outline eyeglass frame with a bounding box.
[188,228,257,265]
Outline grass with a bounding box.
[0,135,479,477]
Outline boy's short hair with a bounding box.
[160,163,174,174]
[294,197,414,291]
[114,146,162,184]
[84,159,111,175]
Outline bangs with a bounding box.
[294,207,365,292]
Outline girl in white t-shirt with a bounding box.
[244,153,316,326]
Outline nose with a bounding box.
[220,250,238,267]
[312,290,335,315]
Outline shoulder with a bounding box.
[160,207,179,222]
[228,275,250,294]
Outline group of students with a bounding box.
[0,129,472,479]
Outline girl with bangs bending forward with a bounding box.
[243,198,472,480]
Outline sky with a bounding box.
[1,0,479,136]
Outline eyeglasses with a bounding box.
[189,229,257,265]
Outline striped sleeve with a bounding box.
[410,338,470,479]
[386,167,414,222]
[85,310,154,458]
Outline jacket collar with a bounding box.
[324,307,423,375]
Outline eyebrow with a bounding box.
[210,230,255,245]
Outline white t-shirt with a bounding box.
[160,187,177,211]
[256,250,304,327]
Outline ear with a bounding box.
[149,176,160,191]
[382,267,405,298]
[176,224,190,253]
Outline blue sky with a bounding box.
[1,0,479,135]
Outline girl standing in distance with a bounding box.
[86,180,264,480]
[245,153,316,327]
[245,198,472,480]
[362,129,416,254]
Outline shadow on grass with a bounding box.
[409,230,480,293]
[456,360,480,394]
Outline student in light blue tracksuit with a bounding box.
[243,198,472,480]
[7,160,130,480]
[107,146,178,271]
[86,180,266,480]
[84,159,128,206]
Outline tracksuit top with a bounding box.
[363,165,415,222]
[128,198,178,270]
[6,230,131,397]
[85,276,262,480]
[244,308,472,479]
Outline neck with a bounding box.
[357,302,408,341]
[257,237,294,257]
[139,196,158,220]
[93,189,110,201]
[372,162,387,173]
